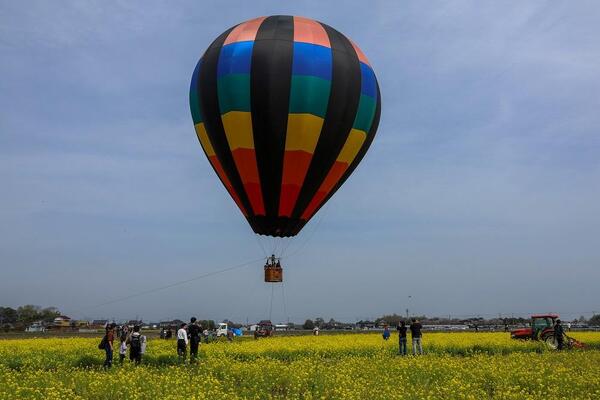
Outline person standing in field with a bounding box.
[382,325,390,340]
[102,323,116,368]
[118,336,127,365]
[554,319,565,350]
[188,317,201,363]
[177,323,188,362]
[397,321,408,356]
[410,318,423,355]
[118,325,127,342]
[127,325,143,364]
[140,332,147,358]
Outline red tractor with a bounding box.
[510,314,584,349]
[253,320,274,339]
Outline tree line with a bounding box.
[0,305,61,331]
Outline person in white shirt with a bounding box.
[119,339,127,365]
[140,334,147,355]
[177,323,188,361]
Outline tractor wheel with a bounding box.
[544,335,558,350]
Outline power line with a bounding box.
[70,257,263,316]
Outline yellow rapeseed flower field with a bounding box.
[1,332,599,399]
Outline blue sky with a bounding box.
[1,1,599,322]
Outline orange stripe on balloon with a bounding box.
[279,150,314,216]
[230,148,265,215]
[293,16,330,48]
[301,161,349,220]
[223,17,266,45]
[208,155,248,216]
[349,39,370,66]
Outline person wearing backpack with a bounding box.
[127,325,143,365]
[101,323,116,368]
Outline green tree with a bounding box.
[39,307,60,323]
[303,319,315,330]
[0,307,17,324]
[589,314,600,326]
[16,305,42,324]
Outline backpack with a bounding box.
[130,334,142,351]
[98,334,107,350]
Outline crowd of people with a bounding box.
[100,317,206,368]
[100,323,148,368]
[99,317,569,367]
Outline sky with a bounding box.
[1,0,599,323]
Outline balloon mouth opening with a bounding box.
[248,216,306,237]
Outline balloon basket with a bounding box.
[264,264,283,283]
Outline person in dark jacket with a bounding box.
[127,325,143,364]
[103,323,116,368]
[397,321,408,356]
[188,317,201,363]
[554,319,565,350]
[410,318,423,355]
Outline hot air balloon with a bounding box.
[190,16,381,282]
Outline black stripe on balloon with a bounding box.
[198,26,253,217]
[291,23,362,219]
[307,81,381,220]
[250,15,294,225]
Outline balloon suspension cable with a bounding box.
[254,234,268,258]
[269,284,275,321]
[281,282,288,322]
[283,203,329,260]
[68,257,264,316]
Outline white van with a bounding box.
[216,322,228,337]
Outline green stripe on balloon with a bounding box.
[288,76,331,118]
[353,94,377,132]
[217,74,251,114]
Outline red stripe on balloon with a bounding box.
[208,155,248,216]
[301,161,349,220]
[279,150,314,217]
[230,148,265,215]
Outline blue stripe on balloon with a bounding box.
[292,42,332,81]
[217,41,254,78]
[360,62,377,98]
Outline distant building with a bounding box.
[90,320,108,329]
[356,320,376,330]
[160,320,184,329]
[51,315,72,329]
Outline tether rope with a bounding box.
[70,257,264,315]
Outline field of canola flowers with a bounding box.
[1,332,600,399]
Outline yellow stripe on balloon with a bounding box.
[336,129,366,164]
[221,111,255,150]
[194,123,216,157]
[285,113,324,153]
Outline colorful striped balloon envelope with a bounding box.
[190,16,381,237]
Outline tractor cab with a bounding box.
[510,314,559,340]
